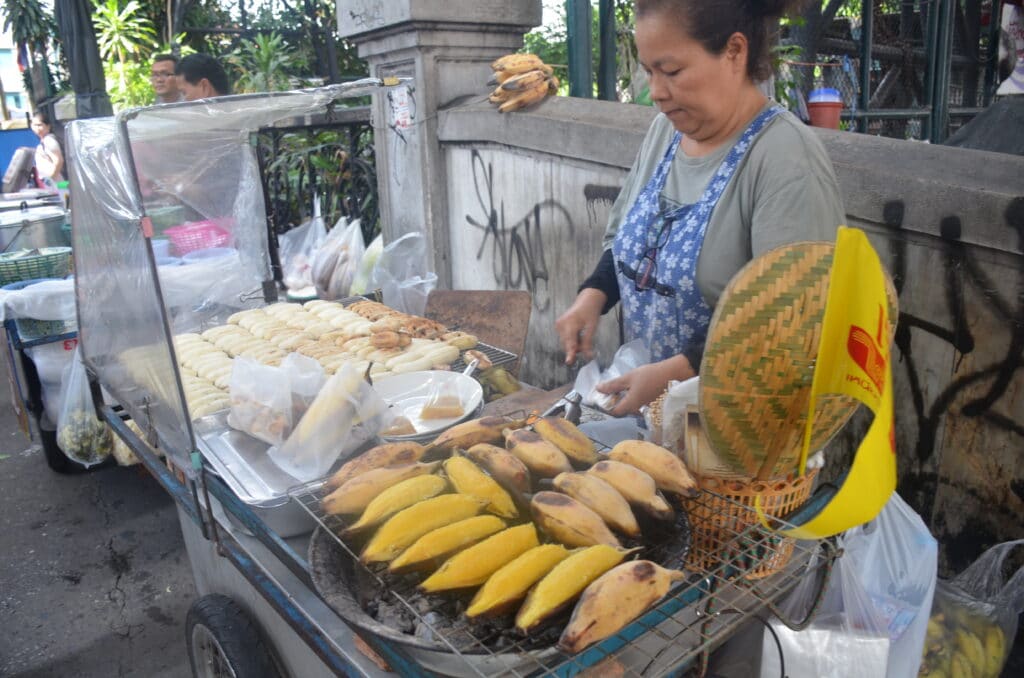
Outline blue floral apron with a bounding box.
[612,105,782,362]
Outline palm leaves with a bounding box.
[92,0,156,67]
[228,32,304,94]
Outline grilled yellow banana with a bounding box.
[388,514,506,574]
[322,462,441,516]
[466,544,571,619]
[361,494,487,563]
[324,441,427,491]
[498,79,549,113]
[504,428,573,477]
[552,472,640,538]
[428,416,528,453]
[558,560,685,654]
[419,523,539,593]
[533,417,598,466]
[462,443,532,495]
[608,440,699,497]
[444,456,518,518]
[531,491,620,548]
[489,84,514,104]
[588,460,675,522]
[548,75,560,94]
[515,544,635,634]
[491,53,545,74]
[343,475,448,535]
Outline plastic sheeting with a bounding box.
[65,81,405,473]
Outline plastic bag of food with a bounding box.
[367,232,437,316]
[268,363,391,481]
[917,539,1024,678]
[350,232,383,295]
[761,492,937,678]
[280,352,325,422]
[227,357,293,446]
[575,339,650,412]
[312,217,366,300]
[279,198,327,293]
[56,346,113,467]
[420,374,466,420]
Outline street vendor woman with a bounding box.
[556,0,845,416]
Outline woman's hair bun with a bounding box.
[746,0,807,18]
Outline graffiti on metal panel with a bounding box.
[465,151,573,312]
[883,198,1024,473]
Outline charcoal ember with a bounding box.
[415,612,444,642]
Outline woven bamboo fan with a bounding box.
[699,242,855,480]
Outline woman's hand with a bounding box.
[555,288,607,365]
[597,355,696,416]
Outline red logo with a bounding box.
[847,305,887,393]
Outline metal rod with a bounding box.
[923,0,942,142]
[597,0,616,101]
[931,0,956,142]
[567,0,594,98]
[858,0,874,133]
[982,1,1003,105]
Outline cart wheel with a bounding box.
[186,594,279,678]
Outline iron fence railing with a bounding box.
[254,105,378,282]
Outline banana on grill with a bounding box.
[558,560,685,654]
[443,456,518,519]
[530,491,620,548]
[321,461,440,516]
[515,544,636,634]
[587,460,675,522]
[428,415,528,453]
[419,523,539,593]
[503,428,573,478]
[533,417,599,466]
[608,439,699,498]
[361,493,488,564]
[343,475,449,536]
[388,514,506,574]
[462,444,532,495]
[466,544,571,619]
[552,472,641,538]
[324,441,427,491]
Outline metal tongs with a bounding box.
[539,389,583,424]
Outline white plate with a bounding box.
[372,370,483,439]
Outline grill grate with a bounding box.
[292,452,837,677]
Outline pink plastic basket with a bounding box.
[164,220,233,256]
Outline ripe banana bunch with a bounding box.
[558,560,685,654]
[918,596,1007,678]
[488,53,559,113]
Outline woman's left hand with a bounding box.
[597,355,695,416]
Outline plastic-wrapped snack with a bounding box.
[56,347,113,467]
[227,357,293,446]
[420,376,465,420]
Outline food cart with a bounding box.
[66,82,839,677]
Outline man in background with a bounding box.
[150,54,183,104]
[176,54,231,101]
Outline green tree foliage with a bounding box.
[2,0,63,103]
[92,0,160,108]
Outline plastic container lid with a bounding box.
[808,87,843,103]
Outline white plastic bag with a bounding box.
[312,217,366,300]
[575,339,651,412]
[367,232,437,316]
[278,198,327,293]
[227,357,293,446]
[268,363,391,481]
[0,278,76,322]
[761,493,937,678]
[280,352,326,421]
[55,346,112,467]
[350,232,383,295]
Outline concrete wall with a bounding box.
[436,97,1024,573]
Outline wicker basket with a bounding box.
[0,247,72,287]
[682,469,818,579]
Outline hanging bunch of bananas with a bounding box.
[488,53,560,113]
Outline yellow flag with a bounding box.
[772,227,896,539]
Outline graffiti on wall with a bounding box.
[882,197,1024,534]
[464,151,573,312]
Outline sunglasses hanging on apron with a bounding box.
[612,105,782,362]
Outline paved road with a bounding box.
[0,357,196,677]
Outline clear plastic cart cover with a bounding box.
[65,81,398,472]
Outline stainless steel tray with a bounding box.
[193,410,298,506]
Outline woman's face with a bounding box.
[635,13,748,142]
[30,117,50,139]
